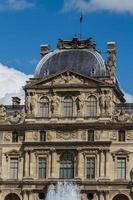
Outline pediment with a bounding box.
[25,70,106,89]
[112,148,130,155]
[5,149,20,155]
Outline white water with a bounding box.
[45,182,81,200]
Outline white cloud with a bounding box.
[0,0,35,11]
[63,0,133,14]
[124,92,133,103]
[0,63,32,105]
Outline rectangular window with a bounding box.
[38,158,47,178]
[87,157,95,179]
[10,158,18,179]
[117,157,126,179]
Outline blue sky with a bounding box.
[0,0,133,100]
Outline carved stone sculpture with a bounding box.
[26,92,35,115]
[51,94,60,115]
[0,105,6,121]
[113,109,132,123]
[99,90,112,116]
[7,109,25,124]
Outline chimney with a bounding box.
[40,44,50,58]
[12,97,21,107]
[107,42,117,82]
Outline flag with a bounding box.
[80,13,83,23]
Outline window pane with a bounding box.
[88,131,94,141]
[118,130,125,142]
[40,131,46,142]
[64,96,73,117]
[87,96,97,117]
[39,158,47,178]
[60,152,74,179]
[40,97,49,117]
[87,157,95,179]
[10,158,18,179]
[117,157,126,179]
[12,131,18,143]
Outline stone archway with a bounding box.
[5,193,20,200]
[113,194,129,200]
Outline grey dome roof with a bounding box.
[34,38,107,78]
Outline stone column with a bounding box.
[100,151,105,177]
[94,192,99,200]
[30,151,35,178]
[105,150,110,179]
[77,149,84,178]
[24,151,30,177]
[105,191,109,200]
[51,148,56,178]
[29,191,34,200]
[23,191,29,200]
[99,192,104,200]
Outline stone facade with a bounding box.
[0,38,133,200]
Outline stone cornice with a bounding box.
[0,122,133,131]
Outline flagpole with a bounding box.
[80,12,83,39]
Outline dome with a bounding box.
[34,38,108,78]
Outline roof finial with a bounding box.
[80,11,83,39]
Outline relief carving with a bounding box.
[47,132,53,141]
[81,131,86,140]
[4,132,11,142]
[113,108,132,123]
[110,131,117,140]
[56,131,77,140]
[33,132,38,141]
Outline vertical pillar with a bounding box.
[30,151,35,178]
[100,151,105,177]
[77,149,84,178]
[23,191,29,200]
[24,151,30,177]
[29,191,33,200]
[51,148,56,178]
[105,191,109,200]
[105,150,110,179]
[99,192,104,200]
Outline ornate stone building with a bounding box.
[0,37,133,200]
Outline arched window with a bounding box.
[64,96,73,117]
[118,130,125,142]
[40,130,46,142]
[87,96,97,117]
[60,152,74,179]
[113,194,129,200]
[39,97,49,117]
[12,131,18,143]
[5,193,20,200]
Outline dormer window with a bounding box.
[118,130,125,142]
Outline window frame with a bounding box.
[117,157,126,180]
[88,130,95,142]
[64,96,73,117]
[38,157,47,179]
[39,96,49,118]
[10,157,19,179]
[118,130,126,142]
[40,130,46,142]
[86,95,97,117]
[86,156,96,179]
[60,152,74,179]
[12,131,19,143]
